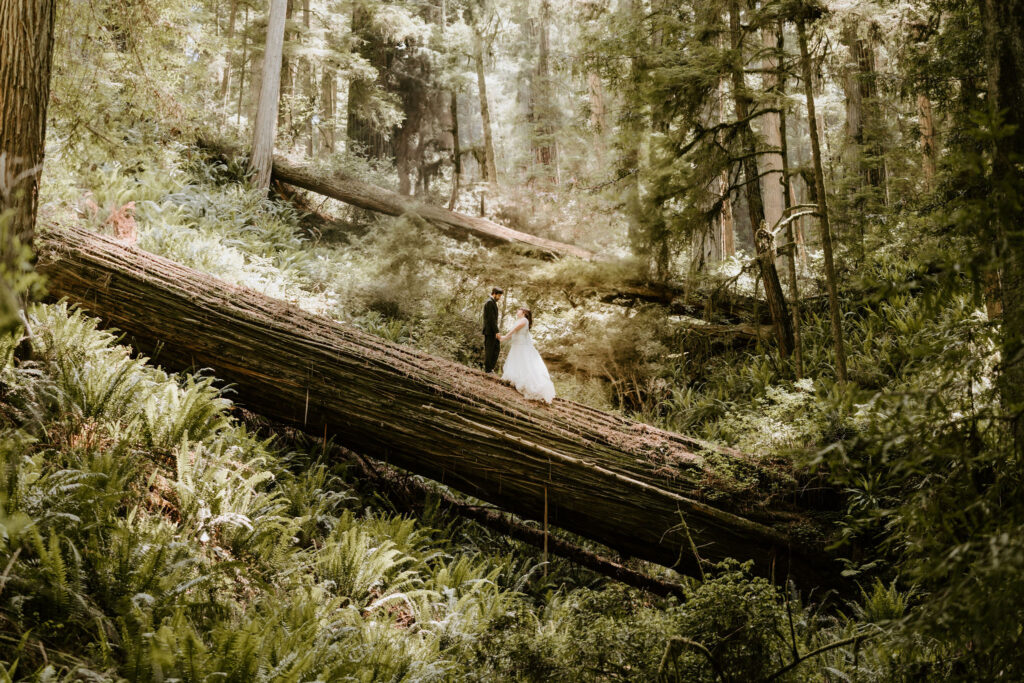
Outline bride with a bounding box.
[498,307,556,404]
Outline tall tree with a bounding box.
[220,0,240,115]
[840,17,886,207]
[796,4,847,383]
[760,23,785,236]
[532,0,557,182]
[248,0,288,191]
[979,0,1024,450]
[0,0,57,250]
[474,25,498,184]
[728,0,794,357]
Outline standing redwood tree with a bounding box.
[727,0,794,357]
[474,26,498,185]
[979,0,1024,451]
[0,0,57,249]
[796,3,848,383]
[248,0,288,191]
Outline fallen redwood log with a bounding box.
[599,283,773,324]
[37,225,839,587]
[201,139,594,260]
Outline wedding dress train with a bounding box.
[502,320,556,404]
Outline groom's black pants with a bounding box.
[484,336,500,373]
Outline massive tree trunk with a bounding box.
[727,1,794,357]
[248,0,288,191]
[0,0,57,249]
[798,12,848,383]
[979,0,1024,453]
[36,224,839,587]
[205,140,593,259]
[474,28,499,185]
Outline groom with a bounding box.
[482,287,503,373]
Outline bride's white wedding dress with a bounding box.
[502,320,556,404]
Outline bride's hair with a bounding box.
[519,308,533,328]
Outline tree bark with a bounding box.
[532,0,556,180]
[776,20,803,378]
[588,72,606,164]
[474,28,499,185]
[320,67,336,155]
[236,7,248,126]
[979,0,1024,452]
[205,140,594,259]
[449,90,462,209]
[303,0,313,158]
[719,77,735,258]
[917,93,937,188]
[727,1,794,357]
[797,14,848,383]
[36,224,839,588]
[219,0,239,114]
[0,0,57,249]
[761,25,785,236]
[248,0,288,191]
[840,21,886,204]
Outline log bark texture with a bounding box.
[203,140,592,259]
[36,225,837,587]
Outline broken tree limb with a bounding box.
[200,138,594,260]
[37,224,841,588]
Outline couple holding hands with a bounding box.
[482,287,555,404]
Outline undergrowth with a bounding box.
[0,303,949,681]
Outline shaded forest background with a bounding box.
[1,0,1024,680]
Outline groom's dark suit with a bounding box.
[482,297,500,373]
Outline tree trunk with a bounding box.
[320,68,335,155]
[36,224,839,587]
[588,72,606,164]
[303,0,313,158]
[219,0,239,114]
[979,0,1024,453]
[279,0,294,138]
[760,25,785,235]
[532,0,556,180]
[0,0,57,249]
[205,140,593,259]
[778,24,804,379]
[474,28,498,185]
[727,1,794,357]
[236,7,248,126]
[719,77,735,258]
[449,90,462,209]
[798,14,848,383]
[248,0,288,191]
[917,93,937,188]
[840,21,886,204]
